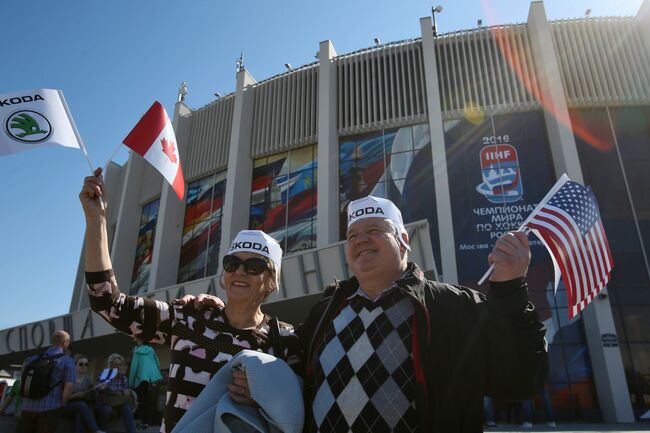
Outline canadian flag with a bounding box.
[123,101,185,200]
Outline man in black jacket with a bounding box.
[297,195,547,433]
[184,195,548,433]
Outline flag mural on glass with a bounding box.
[523,174,614,318]
[0,89,82,156]
[123,101,185,200]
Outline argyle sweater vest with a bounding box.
[311,289,419,433]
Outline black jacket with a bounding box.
[297,263,548,433]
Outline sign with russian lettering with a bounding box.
[443,111,556,288]
[0,276,220,356]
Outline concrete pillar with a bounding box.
[526,2,584,181]
[219,69,257,262]
[527,1,634,422]
[110,154,146,292]
[148,101,192,291]
[419,16,458,284]
[317,40,339,247]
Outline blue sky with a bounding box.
[0,0,644,330]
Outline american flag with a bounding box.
[525,178,613,318]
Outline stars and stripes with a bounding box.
[524,177,613,318]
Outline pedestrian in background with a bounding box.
[0,379,23,418]
[61,354,104,433]
[18,330,75,433]
[95,353,136,433]
[129,337,163,429]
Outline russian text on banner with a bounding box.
[0,89,82,156]
[524,174,614,318]
[123,101,185,200]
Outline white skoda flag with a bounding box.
[0,88,82,156]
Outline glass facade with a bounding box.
[444,110,600,421]
[537,285,601,420]
[249,144,317,253]
[130,199,160,294]
[339,123,442,273]
[178,171,227,283]
[571,106,650,418]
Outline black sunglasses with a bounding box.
[222,255,270,275]
[77,362,88,366]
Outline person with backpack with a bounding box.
[18,330,75,433]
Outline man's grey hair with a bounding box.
[384,219,409,260]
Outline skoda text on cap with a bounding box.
[347,195,411,251]
[228,230,283,290]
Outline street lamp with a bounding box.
[432,5,443,37]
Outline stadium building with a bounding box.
[2,0,650,424]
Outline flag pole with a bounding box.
[103,142,122,178]
[477,173,571,285]
[58,90,106,211]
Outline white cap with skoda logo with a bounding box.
[228,230,283,290]
[347,195,410,251]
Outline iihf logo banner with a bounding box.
[443,112,556,285]
[476,144,523,204]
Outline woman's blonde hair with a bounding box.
[107,353,125,367]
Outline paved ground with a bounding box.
[0,416,160,432]
[487,423,650,432]
[2,417,650,432]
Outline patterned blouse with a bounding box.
[86,269,302,433]
[102,373,129,392]
[72,376,93,394]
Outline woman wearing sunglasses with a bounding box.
[61,354,105,433]
[79,169,301,433]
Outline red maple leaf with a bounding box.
[161,137,178,164]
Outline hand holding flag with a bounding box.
[487,231,531,282]
[80,167,107,220]
[122,101,185,200]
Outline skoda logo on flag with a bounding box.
[476,143,523,204]
[5,110,52,143]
